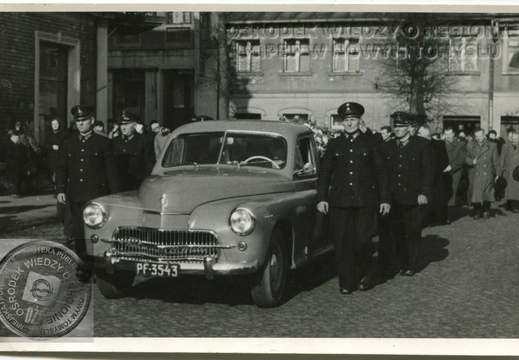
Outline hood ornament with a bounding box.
[160,195,168,209]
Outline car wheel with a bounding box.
[251,228,287,308]
[95,269,134,299]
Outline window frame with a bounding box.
[332,37,362,73]
[282,38,311,74]
[448,35,479,74]
[235,40,261,73]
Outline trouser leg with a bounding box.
[70,201,87,259]
[330,207,356,291]
[449,171,462,207]
[402,205,423,271]
[354,207,376,279]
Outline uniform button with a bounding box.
[81,159,84,162]
[81,140,85,143]
[349,183,353,186]
[399,165,402,167]
[399,155,402,158]
[398,174,401,177]
[350,172,353,175]
[81,149,84,152]
[80,169,83,172]
[484,172,486,175]
[350,160,353,163]
[350,149,353,152]
[123,149,126,152]
[398,183,401,186]
[80,179,83,182]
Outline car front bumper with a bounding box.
[93,252,261,280]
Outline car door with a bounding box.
[292,135,330,262]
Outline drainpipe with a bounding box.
[488,19,499,132]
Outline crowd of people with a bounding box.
[316,101,519,295]
[4,105,173,260]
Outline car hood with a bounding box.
[138,167,294,214]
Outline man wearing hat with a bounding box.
[378,111,435,277]
[56,105,120,259]
[112,110,155,192]
[317,102,391,295]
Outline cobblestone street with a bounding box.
[0,194,518,338]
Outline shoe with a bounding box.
[339,288,354,295]
[11,194,21,199]
[473,213,481,220]
[381,269,398,278]
[358,275,374,291]
[483,211,490,219]
[512,209,519,214]
[401,269,416,276]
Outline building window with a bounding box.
[449,36,478,72]
[330,114,344,130]
[501,116,519,136]
[235,40,260,73]
[168,12,192,24]
[442,115,480,134]
[235,113,262,120]
[282,113,309,122]
[332,38,360,72]
[503,29,519,74]
[283,39,310,73]
[166,28,193,48]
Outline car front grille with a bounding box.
[111,226,219,262]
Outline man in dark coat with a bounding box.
[6,131,28,198]
[378,112,436,277]
[317,102,391,294]
[112,111,156,192]
[417,124,451,226]
[56,105,120,259]
[443,127,467,209]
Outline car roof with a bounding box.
[173,120,313,138]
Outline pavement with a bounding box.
[0,192,59,236]
[1,196,519,341]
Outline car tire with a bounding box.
[95,269,134,299]
[251,228,287,308]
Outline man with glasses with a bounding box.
[317,102,390,295]
[56,105,120,259]
[378,112,435,277]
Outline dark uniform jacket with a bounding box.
[381,136,436,206]
[56,133,120,203]
[42,130,67,174]
[317,132,390,207]
[112,133,155,191]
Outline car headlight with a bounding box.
[83,202,107,229]
[230,208,256,235]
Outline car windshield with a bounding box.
[162,131,287,169]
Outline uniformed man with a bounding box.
[56,105,120,259]
[500,132,519,213]
[112,110,155,192]
[378,112,435,277]
[465,128,502,219]
[317,102,390,295]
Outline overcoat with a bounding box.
[500,142,519,201]
[465,140,502,203]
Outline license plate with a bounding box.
[136,263,180,277]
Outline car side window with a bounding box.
[294,137,317,177]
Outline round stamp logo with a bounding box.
[0,240,92,338]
